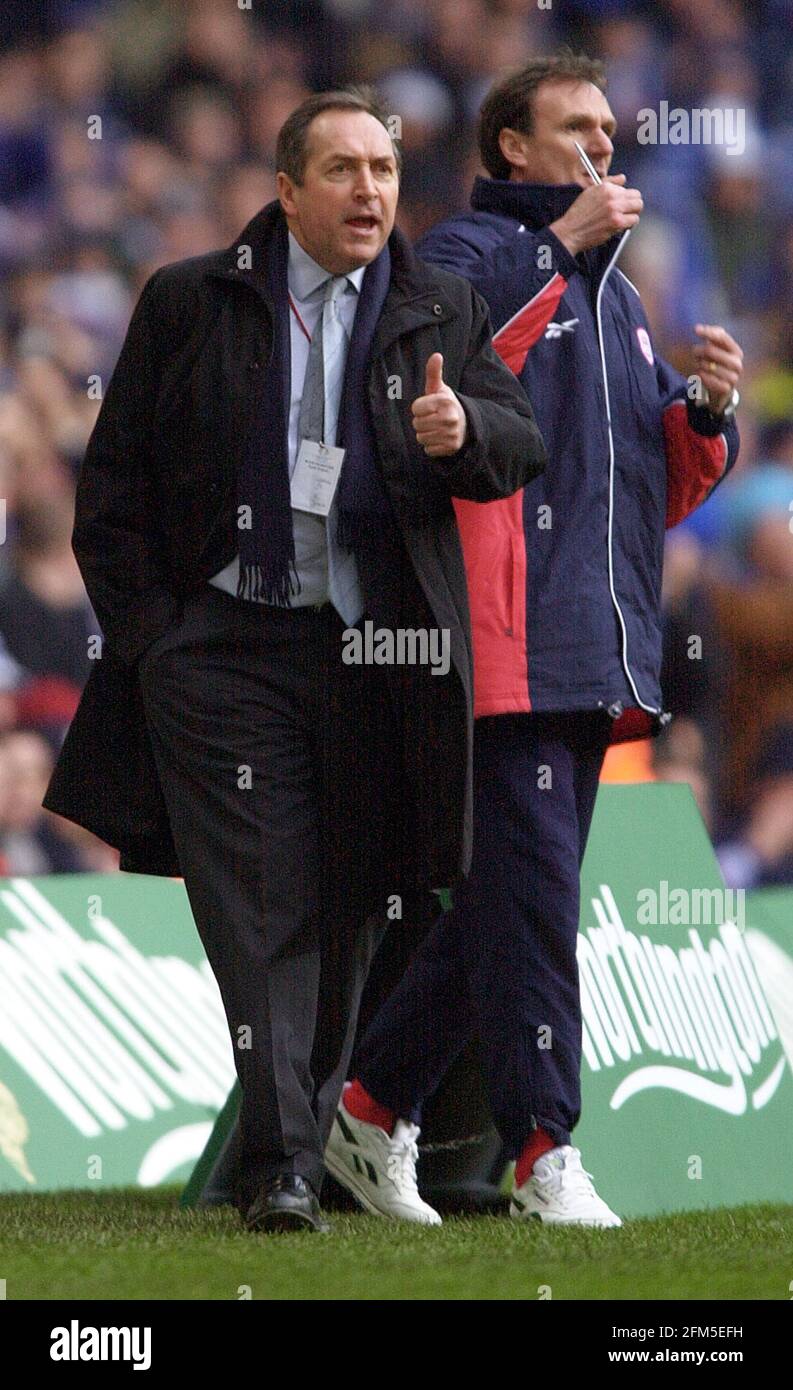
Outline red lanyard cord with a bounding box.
[288,293,312,343]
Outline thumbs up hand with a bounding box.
[411,352,468,457]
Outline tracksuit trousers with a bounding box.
[355,710,613,1155]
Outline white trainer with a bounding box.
[510,1145,622,1227]
[325,1097,442,1225]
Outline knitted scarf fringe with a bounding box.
[237,559,302,605]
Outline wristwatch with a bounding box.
[713,387,740,420]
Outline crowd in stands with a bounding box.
[0,0,791,885]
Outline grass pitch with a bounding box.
[1,1189,791,1300]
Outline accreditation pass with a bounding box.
[291,440,345,517]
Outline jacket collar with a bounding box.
[470,174,627,282]
[204,200,458,344]
[471,175,583,230]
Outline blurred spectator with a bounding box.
[653,716,713,830]
[717,723,793,887]
[0,729,85,873]
[707,465,793,818]
[246,77,311,164]
[0,492,93,690]
[660,531,729,816]
[705,142,775,315]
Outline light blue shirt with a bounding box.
[208,232,365,606]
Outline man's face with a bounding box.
[501,79,617,187]
[277,109,399,273]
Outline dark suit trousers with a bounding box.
[137,583,400,1210]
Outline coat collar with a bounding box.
[471,175,583,230]
[202,200,458,349]
[470,175,627,281]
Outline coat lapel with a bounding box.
[202,200,461,361]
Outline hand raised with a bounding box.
[411,353,468,458]
[692,324,744,414]
[550,176,643,256]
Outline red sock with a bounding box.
[343,1079,396,1136]
[515,1127,556,1188]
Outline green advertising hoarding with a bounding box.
[573,785,793,1217]
[0,875,234,1193]
[742,885,793,1128]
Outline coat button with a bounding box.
[249,359,261,371]
[432,303,443,316]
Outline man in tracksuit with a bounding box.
[326,52,744,1225]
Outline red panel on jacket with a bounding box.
[452,275,569,716]
[663,399,729,530]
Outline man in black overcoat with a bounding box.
[43,89,546,1231]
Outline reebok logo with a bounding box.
[50,1320,151,1370]
[545,318,579,340]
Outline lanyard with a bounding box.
[288,293,312,343]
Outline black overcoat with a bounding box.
[42,202,546,886]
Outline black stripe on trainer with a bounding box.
[336,1110,358,1145]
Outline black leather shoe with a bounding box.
[245,1174,330,1233]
